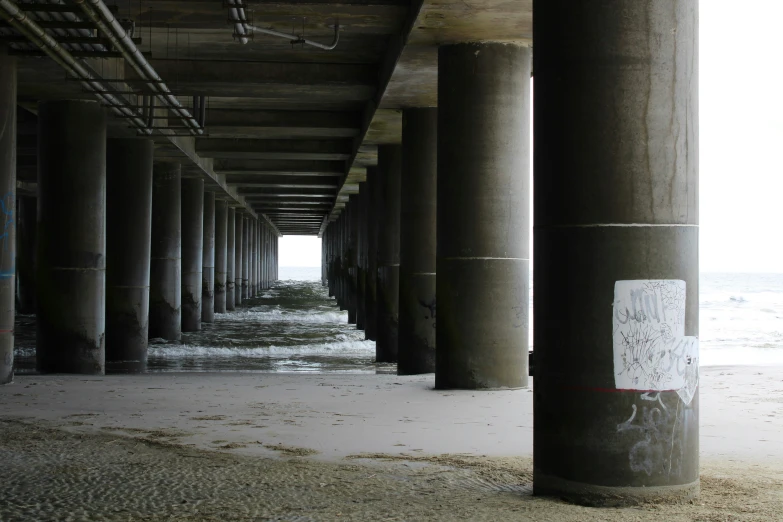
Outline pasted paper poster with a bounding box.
[612,280,699,404]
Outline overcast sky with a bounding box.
[282,1,783,273]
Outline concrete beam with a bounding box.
[218,159,345,178]
[233,183,337,190]
[240,189,335,197]
[226,175,340,187]
[197,138,352,161]
[134,60,377,99]
[252,200,332,205]
[206,109,361,139]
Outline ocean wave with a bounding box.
[220,309,347,324]
[149,340,375,358]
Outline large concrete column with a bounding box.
[248,218,255,297]
[338,212,347,310]
[327,226,334,296]
[215,200,228,313]
[356,181,368,330]
[435,43,530,389]
[181,178,204,332]
[226,206,236,310]
[16,195,36,315]
[533,1,699,505]
[347,195,358,324]
[246,218,253,297]
[36,100,106,374]
[261,223,266,290]
[201,191,215,323]
[149,163,181,341]
[235,212,243,306]
[376,145,401,363]
[0,49,15,384]
[250,219,259,297]
[322,228,327,286]
[106,138,153,372]
[241,215,249,299]
[399,108,437,375]
[364,166,378,341]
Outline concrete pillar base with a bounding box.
[533,474,699,507]
[397,273,436,375]
[435,259,527,389]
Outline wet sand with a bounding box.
[1,366,782,520]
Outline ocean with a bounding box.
[12,269,783,373]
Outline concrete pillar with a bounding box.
[241,215,249,299]
[0,49,15,384]
[347,194,358,324]
[376,145,401,363]
[326,226,334,296]
[226,207,236,310]
[181,178,204,332]
[253,219,261,297]
[399,108,437,375]
[249,218,256,297]
[16,195,36,315]
[322,227,327,286]
[261,223,266,290]
[338,212,347,310]
[356,181,368,330]
[149,163,181,341]
[36,100,106,374]
[533,1,699,505]
[255,220,260,293]
[335,216,343,307]
[201,191,215,323]
[246,218,253,297]
[235,212,243,306]
[364,166,378,341]
[106,138,153,372]
[215,199,228,313]
[435,43,530,389]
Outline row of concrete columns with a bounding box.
[323,0,699,503]
[0,53,279,380]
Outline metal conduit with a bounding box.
[226,0,249,45]
[0,0,150,133]
[246,22,340,51]
[73,0,204,136]
[36,0,103,53]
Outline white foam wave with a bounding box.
[223,309,347,324]
[149,340,375,358]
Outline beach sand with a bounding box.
[1,366,782,520]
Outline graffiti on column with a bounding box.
[612,280,698,477]
[612,280,698,404]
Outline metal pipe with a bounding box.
[38,0,104,53]
[226,0,248,45]
[246,23,340,51]
[73,0,204,135]
[0,0,150,133]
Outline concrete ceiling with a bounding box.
[5,0,532,235]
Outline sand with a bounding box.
[1,366,782,520]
